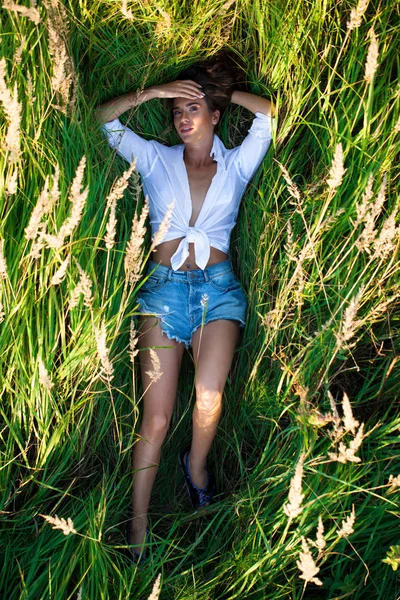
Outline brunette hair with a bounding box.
[169,53,246,128]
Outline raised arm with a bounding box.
[230,90,275,118]
[95,80,205,125]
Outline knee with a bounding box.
[141,412,170,442]
[195,385,223,415]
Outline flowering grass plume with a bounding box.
[121,0,134,19]
[2,0,41,24]
[347,0,369,30]
[147,574,161,600]
[356,175,387,253]
[51,254,70,285]
[307,515,326,557]
[0,57,22,163]
[150,199,175,250]
[283,453,305,519]
[297,537,322,586]
[129,319,139,363]
[145,348,162,383]
[70,261,93,309]
[327,143,346,191]
[365,28,379,84]
[25,166,60,241]
[277,161,301,203]
[94,321,114,381]
[104,159,137,249]
[40,514,77,535]
[335,286,364,349]
[38,357,54,389]
[336,505,356,538]
[327,392,365,463]
[124,197,149,284]
[0,239,8,280]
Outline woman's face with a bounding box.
[172,97,220,143]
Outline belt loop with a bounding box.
[167,267,172,281]
[203,269,209,282]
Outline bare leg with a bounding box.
[131,316,185,551]
[189,320,240,489]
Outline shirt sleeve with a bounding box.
[100,117,155,176]
[236,112,273,182]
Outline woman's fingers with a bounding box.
[157,80,204,99]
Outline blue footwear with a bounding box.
[125,522,149,566]
[179,448,216,510]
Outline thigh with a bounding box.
[138,315,185,420]
[191,320,240,393]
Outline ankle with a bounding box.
[188,453,208,489]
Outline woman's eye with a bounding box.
[173,111,181,117]
[190,107,198,111]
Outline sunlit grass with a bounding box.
[0,0,399,598]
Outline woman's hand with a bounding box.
[151,80,205,100]
[95,80,204,124]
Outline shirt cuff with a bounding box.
[249,112,273,140]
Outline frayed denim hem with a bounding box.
[135,297,192,349]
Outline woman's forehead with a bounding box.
[172,97,206,109]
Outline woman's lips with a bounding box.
[180,127,193,134]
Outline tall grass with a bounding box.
[0,0,399,598]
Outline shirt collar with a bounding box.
[209,134,226,170]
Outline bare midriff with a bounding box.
[150,238,228,271]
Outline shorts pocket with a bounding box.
[208,269,241,293]
[141,273,168,292]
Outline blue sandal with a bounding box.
[179,448,216,510]
[125,522,150,567]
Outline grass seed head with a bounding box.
[297,537,322,586]
[347,0,369,30]
[151,200,175,250]
[147,573,161,600]
[283,453,305,519]
[41,514,77,535]
[38,357,54,389]
[365,28,379,84]
[0,300,5,323]
[124,197,149,284]
[129,319,139,363]
[0,239,8,280]
[336,505,356,538]
[0,58,22,163]
[121,0,134,20]
[145,348,163,383]
[94,321,114,381]
[327,143,346,191]
[51,254,70,285]
[2,0,41,25]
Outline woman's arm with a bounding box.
[230,90,275,118]
[95,80,205,125]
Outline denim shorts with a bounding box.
[134,259,247,349]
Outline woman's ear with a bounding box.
[212,110,220,125]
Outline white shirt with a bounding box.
[101,112,272,270]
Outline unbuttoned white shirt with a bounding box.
[101,112,272,270]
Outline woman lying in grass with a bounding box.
[96,55,274,563]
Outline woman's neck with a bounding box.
[183,137,215,168]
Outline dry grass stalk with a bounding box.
[6,166,18,195]
[395,116,400,134]
[283,453,305,519]
[297,537,323,586]
[150,200,175,251]
[2,0,41,25]
[277,161,301,203]
[145,348,162,383]
[124,197,149,284]
[43,0,76,113]
[335,286,364,349]
[356,175,387,252]
[307,515,326,557]
[94,321,114,381]
[40,514,77,535]
[365,28,379,84]
[70,261,93,309]
[0,239,8,280]
[51,254,70,285]
[373,209,400,260]
[342,392,360,434]
[106,158,137,209]
[25,166,60,240]
[14,35,26,65]
[336,505,356,538]
[38,357,54,389]
[328,422,365,463]
[121,0,133,19]
[355,173,374,225]
[0,301,4,323]
[347,0,369,30]
[147,573,161,600]
[327,143,346,190]
[105,199,117,250]
[129,319,139,363]
[388,474,400,489]
[44,157,88,250]
[154,8,172,39]
[219,0,236,14]
[0,57,22,163]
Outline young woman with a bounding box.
[96,57,274,562]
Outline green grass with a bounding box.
[0,0,399,598]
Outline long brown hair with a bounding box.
[169,53,246,127]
